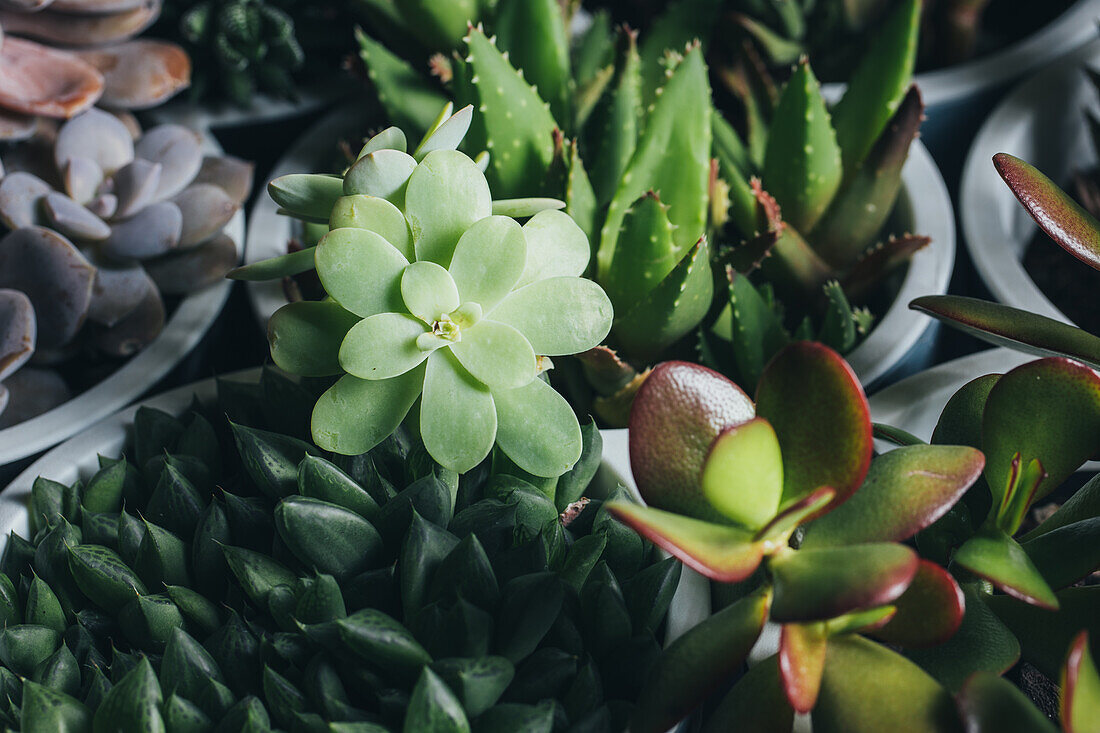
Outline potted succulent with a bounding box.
[0,108,253,469]
[0,360,704,731]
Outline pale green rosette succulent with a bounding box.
[233,106,613,476]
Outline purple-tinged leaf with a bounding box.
[872,560,964,648]
[994,153,1100,272]
[813,636,961,733]
[1023,518,1100,591]
[629,588,771,733]
[988,586,1100,680]
[606,502,764,583]
[954,529,1058,610]
[801,444,983,548]
[1061,631,1100,733]
[779,622,827,713]
[755,342,872,516]
[956,672,1059,733]
[629,361,755,521]
[768,543,918,623]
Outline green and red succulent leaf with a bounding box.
[1061,631,1100,733]
[987,586,1100,680]
[753,486,835,547]
[953,529,1058,610]
[956,671,1060,733]
[701,656,794,733]
[871,560,965,649]
[700,417,783,530]
[778,621,828,713]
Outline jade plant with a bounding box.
[230,105,612,476]
[0,108,252,429]
[605,343,987,730]
[0,366,680,731]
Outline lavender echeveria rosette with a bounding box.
[233,105,613,477]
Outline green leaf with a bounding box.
[428,534,499,609]
[489,276,613,357]
[622,556,682,633]
[118,594,185,653]
[778,621,827,713]
[405,149,493,267]
[702,656,794,733]
[956,671,1058,733]
[25,575,65,634]
[475,702,555,733]
[712,268,790,392]
[494,0,570,126]
[637,0,722,103]
[448,216,527,311]
[404,667,470,733]
[872,560,965,649]
[431,657,513,718]
[0,625,59,676]
[343,149,417,207]
[516,210,589,290]
[812,636,961,733]
[492,376,582,478]
[231,421,317,498]
[400,512,459,620]
[315,227,409,319]
[297,455,380,520]
[607,502,764,582]
[228,246,316,282]
[931,373,1000,448]
[135,519,190,588]
[275,496,383,579]
[337,608,432,678]
[311,368,425,455]
[769,543,917,623]
[161,694,211,733]
[340,312,432,381]
[1022,517,1100,591]
[413,105,473,162]
[586,29,640,207]
[762,59,842,232]
[401,261,460,324]
[356,29,449,136]
[329,194,413,260]
[268,301,360,377]
[559,534,606,593]
[94,658,163,732]
[830,0,919,173]
[554,418,601,511]
[1063,631,1100,731]
[450,320,537,392]
[221,545,296,606]
[494,573,564,663]
[420,350,496,474]
[955,529,1058,610]
[268,173,344,221]
[801,444,984,548]
[67,545,146,613]
[21,680,92,732]
[630,588,770,733]
[701,417,783,530]
[82,460,125,514]
[988,586,1100,679]
[602,192,681,313]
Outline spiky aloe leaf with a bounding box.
[710,267,789,392]
[572,9,614,90]
[495,0,572,127]
[818,281,857,353]
[994,152,1100,272]
[597,44,711,284]
[602,192,678,312]
[842,233,930,302]
[813,86,924,268]
[392,0,479,50]
[356,29,449,138]
[638,0,723,104]
[563,138,597,245]
[752,181,837,295]
[586,30,642,207]
[762,59,842,234]
[713,111,758,236]
[830,0,920,174]
[464,26,560,198]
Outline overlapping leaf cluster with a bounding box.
[0,368,680,732]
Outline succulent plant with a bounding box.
[0,107,252,427]
[0,1,191,134]
[231,105,612,476]
[0,367,681,732]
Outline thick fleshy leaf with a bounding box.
[0,289,35,382]
[755,341,872,512]
[629,588,771,733]
[405,149,492,267]
[813,636,960,733]
[312,368,425,455]
[988,586,1100,680]
[450,320,535,391]
[75,40,190,111]
[315,227,409,318]
[762,59,842,233]
[872,560,965,648]
[994,152,1100,272]
[268,174,344,222]
[779,622,827,713]
[0,37,103,119]
[328,195,413,260]
[1022,518,1100,591]
[490,198,564,218]
[602,191,683,313]
[801,445,984,548]
[911,295,1100,371]
[421,350,496,473]
[342,149,416,204]
[954,529,1058,610]
[135,124,202,200]
[754,487,835,545]
[1062,631,1100,732]
[769,543,918,623]
[229,247,315,282]
[957,671,1059,733]
[0,171,50,229]
[174,183,238,248]
[702,656,794,733]
[628,361,756,520]
[493,376,582,478]
[448,215,526,311]
[401,261,460,323]
[607,502,764,582]
[412,104,473,161]
[54,107,132,174]
[701,417,782,530]
[982,358,1100,506]
[268,301,360,377]
[340,313,431,380]
[101,200,182,260]
[516,209,588,287]
[489,277,612,356]
[931,373,1000,448]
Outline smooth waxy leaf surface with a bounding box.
[316,228,409,319]
[312,368,424,455]
[405,149,492,267]
[701,418,782,530]
[450,321,536,392]
[956,671,1058,733]
[420,350,496,474]
[1023,517,1100,591]
[489,276,612,356]
[268,174,343,221]
[1062,631,1100,732]
[448,216,526,312]
[340,313,431,380]
[873,560,965,648]
[954,529,1058,610]
[988,586,1100,679]
[779,622,827,713]
[493,377,582,478]
[268,301,360,377]
[329,195,413,259]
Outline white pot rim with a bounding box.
[0,130,245,467]
[961,36,1100,325]
[245,103,954,389]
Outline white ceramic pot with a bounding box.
[0,131,245,469]
[961,36,1100,325]
[243,104,954,391]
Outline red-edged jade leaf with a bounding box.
[982,358,1100,507]
[606,502,765,582]
[994,152,1100,273]
[812,636,962,733]
[956,672,1059,733]
[754,486,835,548]
[1023,517,1100,591]
[801,445,983,548]
[701,417,782,530]
[768,543,918,623]
[931,373,1000,448]
[911,295,1100,372]
[629,361,755,521]
[629,588,771,733]
[1062,631,1100,733]
[905,585,1019,693]
[987,586,1100,679]
[701,656,794,733]
[755,342,872,515]
[954,529,1058,610]
[779,622,827,713]
[994,455,1045,536]
[872,560,965,648]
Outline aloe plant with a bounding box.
[0,367,681,732]
[230,105,612,476]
